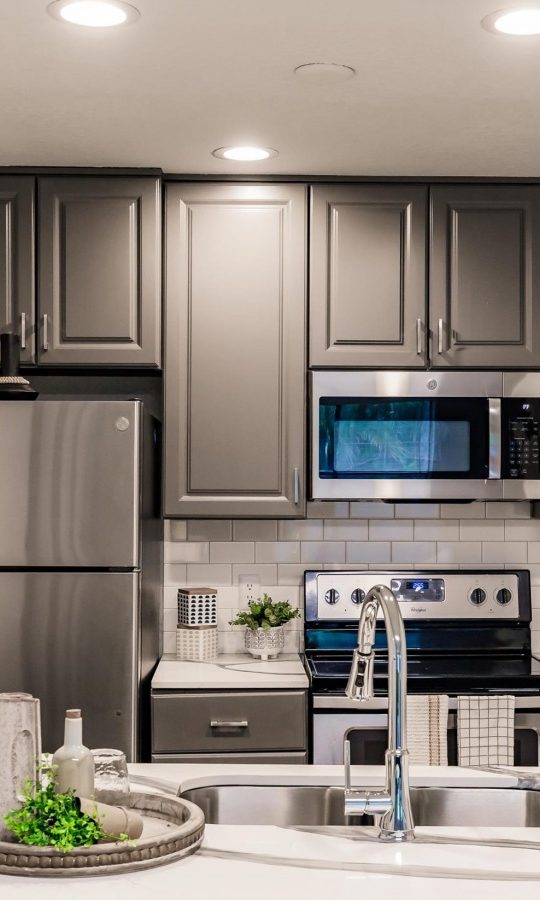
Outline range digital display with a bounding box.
[391,578,445,602]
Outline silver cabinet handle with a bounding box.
[42,314,49,352]
[293,467,300,505]
[488,398,501,479]
[210,720,248,729]
[416,318,423,356]
[20,313,26,350]
[438,318,444,354]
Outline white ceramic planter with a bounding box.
[244,625,285,660]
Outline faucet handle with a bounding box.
[345,648,375,701]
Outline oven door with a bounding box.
[312,371,502,500]
[312,704,540,766]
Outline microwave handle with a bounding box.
[488,398,501,479]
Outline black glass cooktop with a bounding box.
[308,653,540,695]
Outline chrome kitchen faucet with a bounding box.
[344,584,415,841]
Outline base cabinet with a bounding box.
[164,183,307,517]
[151,690,308,761]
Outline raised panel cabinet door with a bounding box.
[38,177,161,366]
[310,184,428,367]
[0,177,35,363]
[165,183,306,517]
[430,186,540,368]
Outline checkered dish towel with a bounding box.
[457,695,515,767]
[407,695,449,765]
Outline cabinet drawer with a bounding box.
[151,752,308,764]
[152,691,307,753]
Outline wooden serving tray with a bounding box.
[0,792,205,877]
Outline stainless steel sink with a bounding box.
[181,784,540,828]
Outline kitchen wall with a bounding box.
[163,500,540,655]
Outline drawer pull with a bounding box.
[210,720,248,729]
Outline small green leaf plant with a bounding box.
[4,764,130,853]
[229,593,301,631]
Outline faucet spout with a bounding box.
[343,584,415,842]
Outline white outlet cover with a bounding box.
[238,574,261,605]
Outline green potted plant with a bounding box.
[230,593,301,659]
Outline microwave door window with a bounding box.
[319,398,489,480]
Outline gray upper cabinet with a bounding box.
[165,183,306,517]
[310,184,428,367]
[0,177,35,363]
[430,185,540,368]
[38,177,161,366]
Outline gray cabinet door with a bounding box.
[310,185,428,367]
[430,186,540,368]
[38,177,161,366]
[165,183,306,517]
[0,177,35,363]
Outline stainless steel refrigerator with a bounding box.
[0,400,162,761]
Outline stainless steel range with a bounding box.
[304,569,540,765]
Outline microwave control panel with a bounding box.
[502,398,540,478]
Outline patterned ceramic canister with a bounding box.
[0,693,41,841]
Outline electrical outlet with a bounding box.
[238,575,261,607]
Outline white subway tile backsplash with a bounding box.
[278,520,323,541]
[187,520,232,541]
[164,520,187,541]
[307,501,349,518]
[486,502,531,519]
[505,520,540,541]
[351,502,394,519]
[392,542,436,564]
[437,542,482,564]
[185,564,232,584]
[323,520,369,541]
[482,542,527,563]
[414,520,459,541]
[440,502,486,519]
[369,520,413,541]
[164,563,187,585]
[163,500,540,648]
[394,503,440,519]
[346,542,391,563]
[210,542,254,564]
[233,520,278,541]
[460,519,505,542]
[277,564,309,585]
[165,542,209,564]
[256,542,300,563]
[301,541,346,563]
[232,563,278,584]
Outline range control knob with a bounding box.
[324,589,340,605]
[469,587,487,606]
[496,588,512,606]
[351,588,365,605]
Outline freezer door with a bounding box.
[0,400,140,567]
[0,572,139,759]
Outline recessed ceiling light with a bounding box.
[294,63,356,82]
[212,147,278,161]
[47,0,140,27]
[482,7,540,35]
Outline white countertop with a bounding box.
[2,764,540,897]
[151,653,309,690]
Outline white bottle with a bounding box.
[52,709,94,797]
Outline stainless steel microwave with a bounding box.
[311,371,540,501]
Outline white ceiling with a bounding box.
[3,0,540,175]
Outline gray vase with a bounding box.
[0,693,41,841]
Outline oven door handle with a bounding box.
[488,398,501,479]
